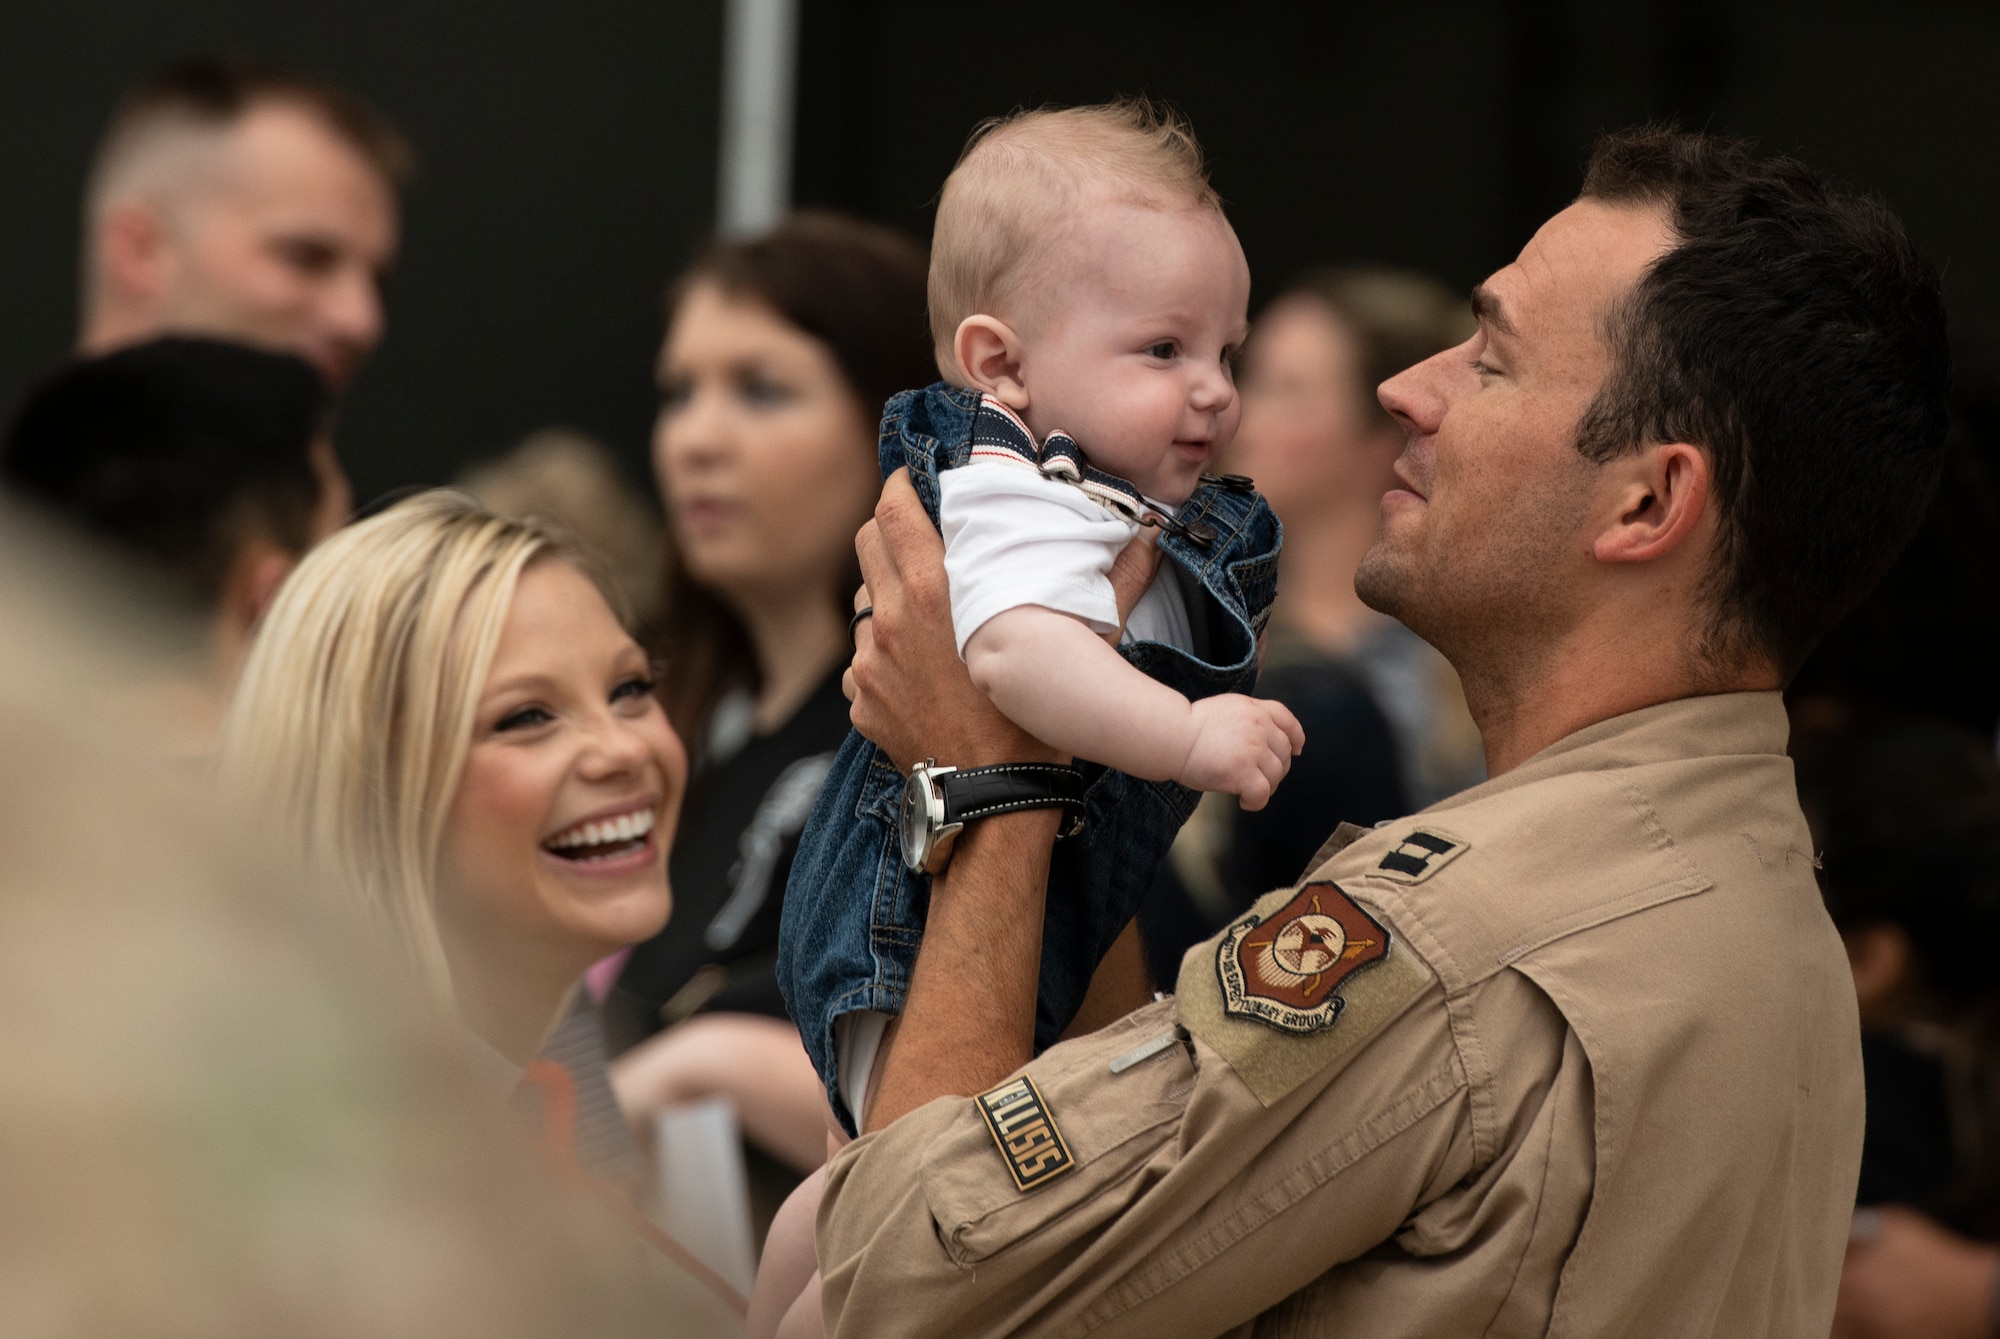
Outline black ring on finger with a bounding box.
[848,604,874,649]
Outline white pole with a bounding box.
[716,0,799,235]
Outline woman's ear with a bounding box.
[1592,440,1711,566]
[952,316,1030,411]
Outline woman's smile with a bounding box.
[540,798,662,872]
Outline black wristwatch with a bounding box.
[898,759,1086,874]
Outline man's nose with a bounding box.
[1377,345,1457,438]
[322,267,385,359]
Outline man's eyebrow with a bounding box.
[1471,285,1518,337]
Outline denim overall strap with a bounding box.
[963,393,1149,525]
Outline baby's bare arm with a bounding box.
[965,607,1200,782]
[964,608,1305,806]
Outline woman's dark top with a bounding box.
[602,669,851,1056]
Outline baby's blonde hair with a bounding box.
[929,97,1223,374]
[219,490,598,1009]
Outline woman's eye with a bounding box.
[658,378,693,413]
[1471,358,1500,376]
[495,705,554,732]
[611,676,656,705]
[738,375,794,408]
[1147,341,1178,360]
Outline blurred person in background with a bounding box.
[1231,266,1482,805]
[2,336,348,756]
[77,53,410,393]
[459,426,665,624]
[602,212,933,1186]
[1796,722,2000,1339]
[1138,267,1479,982]
[216,492,743,1327]
[0,499,715,1339]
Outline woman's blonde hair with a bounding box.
[220,489,599,1008]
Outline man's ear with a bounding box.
[952,315,1030,410]
[1592,440,1710,566]
[97,201,171,307]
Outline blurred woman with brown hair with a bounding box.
[602,212,933,1177]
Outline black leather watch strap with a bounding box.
[936,762,1086,826]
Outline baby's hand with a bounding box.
[1179,694,1305,810]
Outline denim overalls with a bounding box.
[777,383,1281,1134]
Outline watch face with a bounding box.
[899,770,928,869]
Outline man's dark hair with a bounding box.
[1576,126,1952,679]
[96,53,415,190]
[3,338,330,608]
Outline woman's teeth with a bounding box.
[544,808,656,860]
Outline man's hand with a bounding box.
[846,471,1177,1133]
[845,469,1164,771]
[1833,1206,2000,1339]
[1180,693,1305,810]
[1102,528,1163,647]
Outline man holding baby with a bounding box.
[811,106,1950,1337]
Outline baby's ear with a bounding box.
[953,315,1030,410]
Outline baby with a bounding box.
[758,97,1297,1339]
[936,126,1301,811]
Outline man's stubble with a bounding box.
[1354,463,1596,706]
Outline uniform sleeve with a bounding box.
[817,982,1473,1339]
[938,463,1140,656]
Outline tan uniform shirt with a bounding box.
[818,692,1863,1337]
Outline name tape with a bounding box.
[975,1074,1075,1192]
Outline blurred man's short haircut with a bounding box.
[1575,125,1952,680]
[3,338,329,607]
[84,54,415,230]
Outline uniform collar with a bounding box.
[1424,690,1790,816]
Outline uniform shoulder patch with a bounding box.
[1177,880,1437,1106]
[974,1074,1075,1192]
[1373,827,1469,884]
[1217,881,1390,1033]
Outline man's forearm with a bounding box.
[865,806,1061,1130]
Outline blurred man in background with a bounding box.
[77,54,410,392]
[2,337,346,755]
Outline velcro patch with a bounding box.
[1179,881,1436,1106]
[1374,827,1469,884]
[975,1075,1075,1192]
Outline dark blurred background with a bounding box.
[3,0,1998,504]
